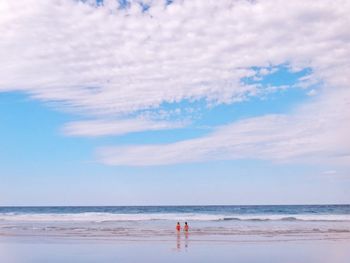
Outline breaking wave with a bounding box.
[1,213,350,222]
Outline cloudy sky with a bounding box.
[0,0,349,205]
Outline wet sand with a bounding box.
[1,231,350,263]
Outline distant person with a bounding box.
[184,222,189,232]
[176,222,181,232]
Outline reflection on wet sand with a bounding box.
[175,232,189,252]
[185,231,189,249]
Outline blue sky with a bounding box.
[0,0,349,205]
[1,70,348,205]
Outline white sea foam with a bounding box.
[0,213,350,222]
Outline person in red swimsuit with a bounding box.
[176,222,181,232]
[184,222,189,232]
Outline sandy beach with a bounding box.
[1,233,350,263]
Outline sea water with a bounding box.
[0,205,349,241]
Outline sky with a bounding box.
[0,0,349,205]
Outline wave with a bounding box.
[1,213,350,222]
[221,215,350,222]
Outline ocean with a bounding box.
[1,205,350,241]
[1,205,350,263]
[1,204,350,221]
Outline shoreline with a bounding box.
[1,228,350,243]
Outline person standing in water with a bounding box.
[176,222,181,232]
[184,222,189,232]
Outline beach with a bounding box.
[0,205,350,262]
[1,0,350,262]
[1,234,350,263]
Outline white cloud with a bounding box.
[306,89,317,96]
[1,0,348,115]
[63,118,184,137]
[1,0,350,165]
[98,87,350,165]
